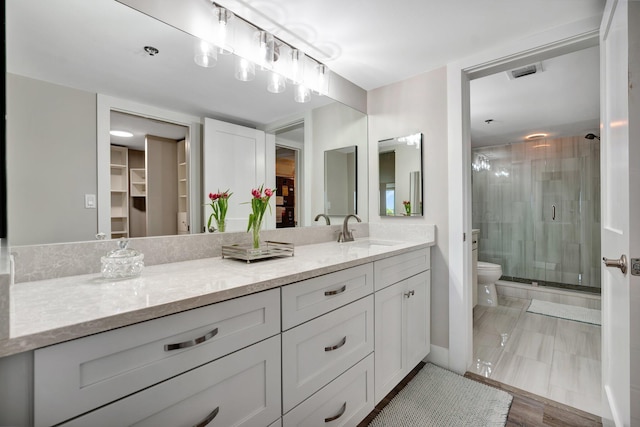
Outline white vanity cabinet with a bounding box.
[373,249,431,403]
[33,289,280,427]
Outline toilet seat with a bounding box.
[477,261,501,270]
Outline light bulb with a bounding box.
[294,84,310,103]
[194,39,217,68]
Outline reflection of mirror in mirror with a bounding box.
[6,0,368,246]
[378,133,423,217]
[324,146,357,216]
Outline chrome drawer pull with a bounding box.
[324,402,347,423]
[164,327,219,351]
[194,406,219,427]
[325,336,347,352]
[325,285,347,296]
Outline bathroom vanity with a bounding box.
[1,232,434,427]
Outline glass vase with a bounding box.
[216,218,226,232]
[252,222,261,249]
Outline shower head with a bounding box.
[585,133,600,140]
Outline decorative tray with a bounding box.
[222,241,294,263]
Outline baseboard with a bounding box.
[424,344,449,368]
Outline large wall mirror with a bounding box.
[378,133,423,217]
[6,0,368,246]
[324,146,357,216]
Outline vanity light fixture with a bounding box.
[235,56,255,81]
[198,2,330,102]
[472,153,491,172]
[294,84,311,103]
[214,5,234,55]
[267,72,287,93]
[194,39,218,68]
[110,130,133,138]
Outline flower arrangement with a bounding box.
[403,200,411,216]
[247,185,275,248]
[207,190,232,232]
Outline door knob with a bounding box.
[602,254,627,274]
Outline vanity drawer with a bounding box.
[282,295,374,413]
[374,248,430,291]
[59,335,281,427]
[283,354,374,427]
[282,263,374,330]
[34,288,280,427]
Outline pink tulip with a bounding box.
[252,188,261,198]
[264,188,273,197]
[209,193,215,200]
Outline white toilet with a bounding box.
[477,262,502,307]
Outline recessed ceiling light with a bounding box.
[110,130,133,138]
[525,133,547,140]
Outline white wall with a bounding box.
[368,67,450,350]
[7,74,97,245]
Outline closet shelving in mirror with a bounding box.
[130,169,146,197]
[110,145,129,239]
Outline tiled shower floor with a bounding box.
[471,295,602,416]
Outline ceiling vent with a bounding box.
[507,62,543,80]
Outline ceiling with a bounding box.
[7,0,605,148]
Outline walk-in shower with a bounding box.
[471,134,601,293]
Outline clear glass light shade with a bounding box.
[215,6,234,54]
[194,39,217,68]
[294,84,310,103]
[290,49,305,84]
[267,72,286,93]
[235,57,255,82]
[314,64,330,95]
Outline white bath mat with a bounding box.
[369,363,512,426]
[527,299,601,325]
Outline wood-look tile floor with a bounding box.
[358,362,603,427]
[472,296,602,416]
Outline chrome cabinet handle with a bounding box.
[404,290,415,298]
[324,402,347,423]
[164,328,219,351]
[194,406,219,427]
[325,336,347,352]
[552,205,556,221]
[603,255,627,274]
[325,285,347,296]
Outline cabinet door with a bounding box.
[60,336,281,427]
[374,280,407,403]
[406,272,431,369]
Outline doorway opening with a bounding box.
[274,122,304,228]
[109,111,189,238]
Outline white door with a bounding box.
[203,118,274,233]
[600,1,640,426]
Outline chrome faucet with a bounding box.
[338,214,362,242]
[314,213,331,225]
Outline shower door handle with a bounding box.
[552,205,556,221]
[603,254,627,274]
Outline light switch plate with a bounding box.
[85,194,96,209]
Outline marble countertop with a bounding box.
[2,238,433,358]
